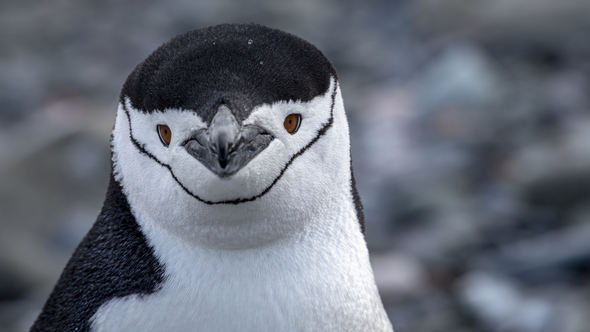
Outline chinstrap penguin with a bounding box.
[32,23,393,331]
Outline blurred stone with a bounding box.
[0,267,30,302]
[413,0,590,42]
[458,271,553,332]
[543,70,588,112]
[507,115,590,202]
[487,217,590,281]
[550,289,590,332]
[523,170,590,209]
[415,45,504,115]
[387,291,475,332]
[397,209,480,263]
[0,225,65,291]
[0,297,40,332]
[371,253,427,301]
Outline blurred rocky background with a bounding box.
[1,0,590,331]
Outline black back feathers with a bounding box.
[120,24,337,123]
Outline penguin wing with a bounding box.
[31,176,165,331]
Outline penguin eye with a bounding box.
[157,124,172,146]
[283,114,301,134]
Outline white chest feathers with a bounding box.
[90,206,393,332]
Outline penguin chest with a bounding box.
[89,248,390,331]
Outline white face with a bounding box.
[112,77,353,249]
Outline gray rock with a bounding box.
[457,272,553,332]
[414,45,505,115]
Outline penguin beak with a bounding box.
[183,105,274,178]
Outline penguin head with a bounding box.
[112,24,353,249]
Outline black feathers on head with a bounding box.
[121,24,336,123]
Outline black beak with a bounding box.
[183,104,274,178]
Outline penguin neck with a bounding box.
[131,182,371,299]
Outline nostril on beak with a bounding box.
[219,159,228,169]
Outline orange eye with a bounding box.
[283,114,301,134]
[157,124,172,146]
